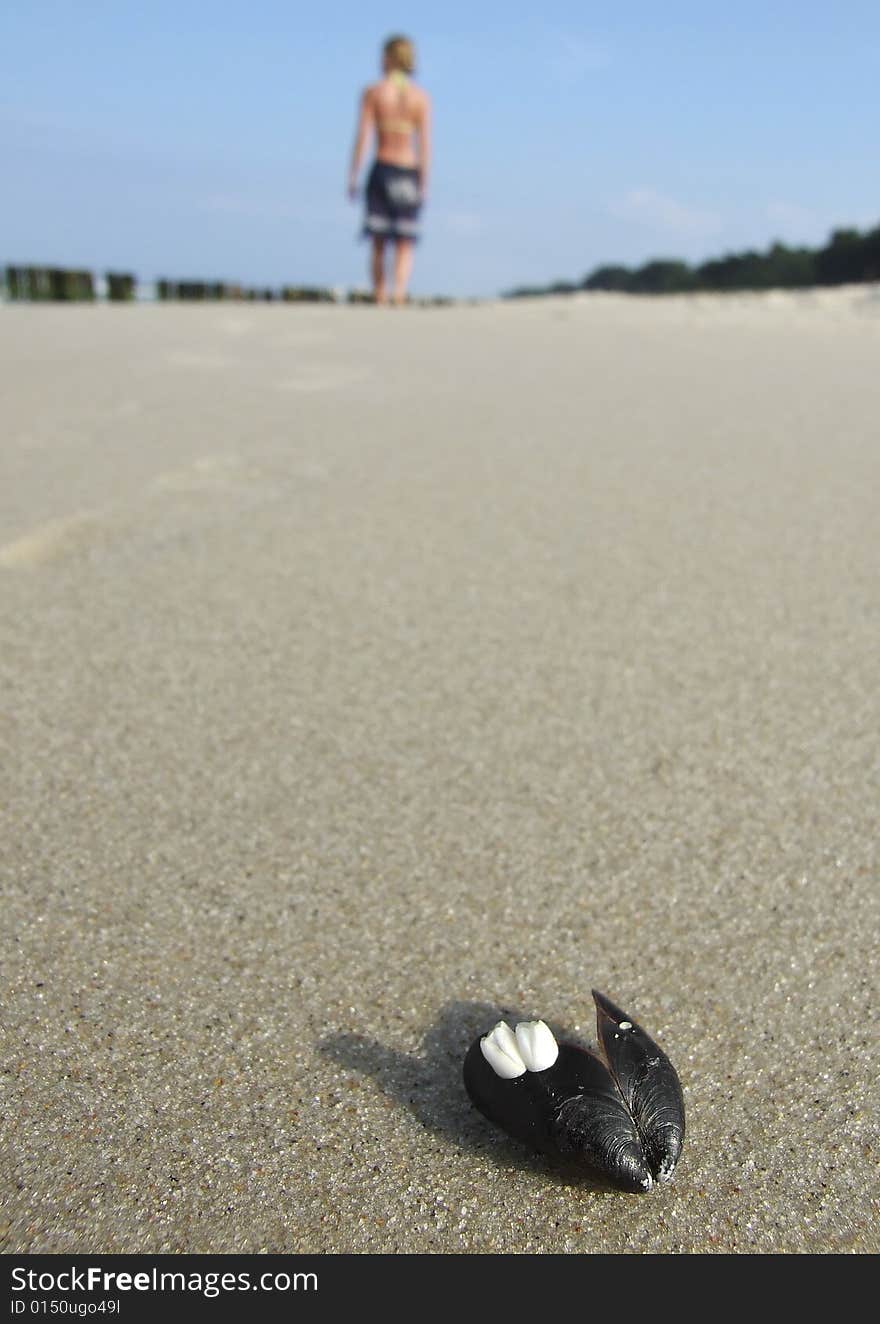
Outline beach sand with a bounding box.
[1,289,878,1253]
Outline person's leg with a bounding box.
[371,237,387,304]
[391,239,414,305]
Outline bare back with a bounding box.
[366,76,429,168]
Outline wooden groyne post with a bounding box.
[5,266,96,301]
[106,272,136,301]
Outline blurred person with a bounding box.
[348,35,432,305]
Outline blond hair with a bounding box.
[383,35,415,75]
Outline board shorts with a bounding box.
[363,162,422,242]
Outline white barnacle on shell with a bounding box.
[657,1157,676,1183]
[514,1019,559,1072]
[480,1021,527,1078]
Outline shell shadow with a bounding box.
[319,999,619,1194]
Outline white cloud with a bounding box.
[764,201,878,245]
[200,193,302,221]
[550,34,611,81]
[609,189,722,237]
[199,194,348,227]
[443,211,486,237]
[765,201,818,238]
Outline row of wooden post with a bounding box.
[4,267,338,303]
[4,268,136,301]
[3,266,453,305]
[155,281,335,302]
[6,267,93,301]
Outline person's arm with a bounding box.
[348,88,374,199]
[417,93,432,201]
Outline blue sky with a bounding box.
[2,1,878,296]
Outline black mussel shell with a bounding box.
[463,990,685,1192]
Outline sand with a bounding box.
[1,288,878,1254]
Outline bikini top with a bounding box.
[376,71,418,136]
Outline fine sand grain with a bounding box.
[1,290,878,1253]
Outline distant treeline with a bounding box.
[504,221,880,298]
